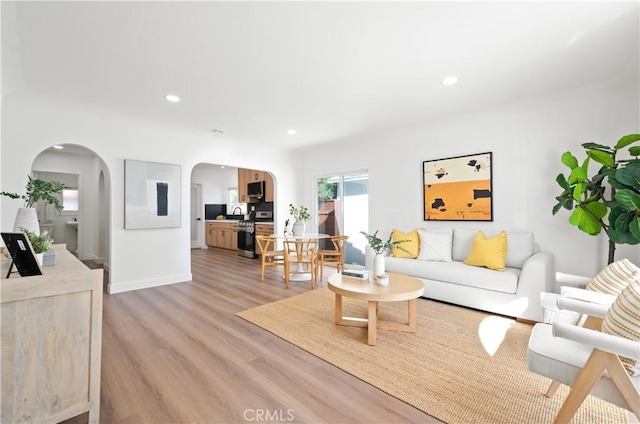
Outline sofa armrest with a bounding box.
[519,250,555,293]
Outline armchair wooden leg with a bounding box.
[605,351,640,418]
[554,349,607,424]
[545,380,561,398]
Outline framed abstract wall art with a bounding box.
[125,159,181,229]
[422,152,493,221]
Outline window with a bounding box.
[316,171,369,267]
[228,188,246,214]
[62,189,79,211]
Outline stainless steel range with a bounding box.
[237,211,273,258]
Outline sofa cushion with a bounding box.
[391,228,420,258]
[452,228,534,269]
[417,228,453,262]
[463,231,508,271]
[586,258,639,296]
[385,257,519,294]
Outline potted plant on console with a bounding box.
[289,204,311,236]
[1,175,66,235]
[22,228,54,265]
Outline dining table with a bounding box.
[270,233,330,281]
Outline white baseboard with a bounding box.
[107,273,192,294]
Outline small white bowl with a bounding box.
[375,274,389,287]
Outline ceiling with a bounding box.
[3,1,638,149]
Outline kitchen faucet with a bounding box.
[232,206,242,215]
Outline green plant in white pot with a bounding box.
[22,228,54,265]
[289,204,311,236]
[1,176,67,235]
[360,230,408,277]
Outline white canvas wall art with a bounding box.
[125,160,181,229]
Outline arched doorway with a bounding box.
[31,144,111,277]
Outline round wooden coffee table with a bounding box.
[327,272,425,346]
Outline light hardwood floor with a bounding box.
[66,247,440,423]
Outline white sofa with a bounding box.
[365,228,555,322]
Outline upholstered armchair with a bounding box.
[528,288,640,423]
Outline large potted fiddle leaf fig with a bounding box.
[553,134,640,264]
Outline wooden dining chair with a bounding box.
[283,239,319,288]
[255,235,286,282]
[317,235,349,281]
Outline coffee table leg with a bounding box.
[408,298,417,331]
[368,300,377,346]
[335,293,343,324]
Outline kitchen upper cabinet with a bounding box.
[238,169,248,203]
[238,168,273,203]
[264,173,274,202]
[247,169,265,183]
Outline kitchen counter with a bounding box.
[205,219,241,223]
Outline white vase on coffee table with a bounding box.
[373,253,385,276]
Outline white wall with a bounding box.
[1,93,300,293]
[298,79,640,277]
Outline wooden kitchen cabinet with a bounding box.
[238,168,274,203]
[231,223,238,251]
[206,223,216,246]
[206,222,237,251]
[246,168,265,183]
[255,224,274,255]
[264,173,274,202]
[238,168,248,203]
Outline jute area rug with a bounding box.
[236,288,628,424]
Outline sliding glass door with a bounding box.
[316,171,368,267]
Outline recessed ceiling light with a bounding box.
[441,76,459,86]
[165,94,180,102]
[287,129,297,135]
[53,145,64,149]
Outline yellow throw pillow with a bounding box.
[463,230,508,271]
[391,228,420,258]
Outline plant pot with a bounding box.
[292,220,305,236]
[373,253,385,276]
[13,207,40,235]
[35,252,44,266]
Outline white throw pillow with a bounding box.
[417,228,453,262]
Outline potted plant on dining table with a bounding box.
[289,204,311,236]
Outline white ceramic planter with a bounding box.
[292,220,306,236]
[13,207,40,235]
[373,253,385,276]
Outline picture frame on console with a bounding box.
[422,152,493,221]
